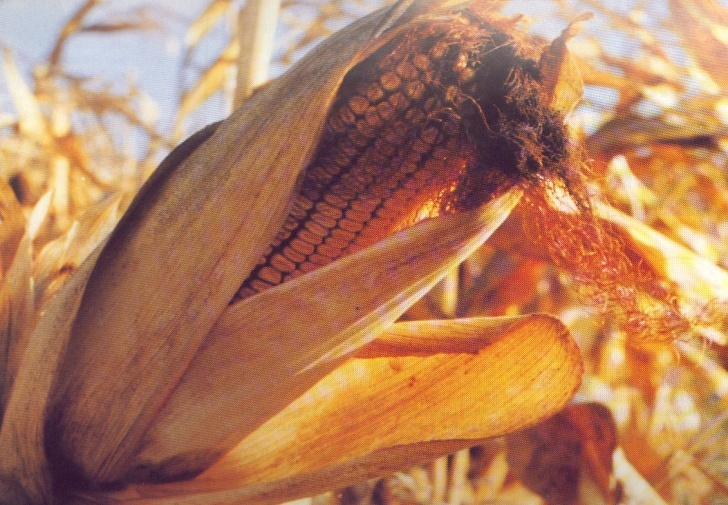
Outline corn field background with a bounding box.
[1,0,728,503]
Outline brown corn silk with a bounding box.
[236,11,573,299]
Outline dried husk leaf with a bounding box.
[48,0,484,486]
[185,0,232,48]
[0,238,110,504]
[538,13,590,115]
[613,448,668,505]
[33,194,121,304]
[507,403,617,505]
[586,111,728,158]
[94,313,582,504]
[0,193,52,412]
[371,0,475,35]
[0,227,33,416]
[124,189,522,483]
[0,178,26,275]
[669,0,728,86]
[2,49,48,143]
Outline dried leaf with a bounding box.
[0,222,34,415]
[79,5,163,36]
[176,41,239,127]
[373,0,495,36]
[538,13,591,114]
[0,178,26,276]
[48,0,103,67]
[613,448,668,505]
[669,0,728,86]
[100,313,582,504]
[2,49,48,143]
[33,194,121,303]
[0,238,109,504]
[507,403,617,505]
[185,0,233,48]
[0,193,52,409]
[587,111,728,158]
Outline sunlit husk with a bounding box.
[46,0,493,487]
[0,189,122,503]
[93,313,581,505]
[0,1,590,501]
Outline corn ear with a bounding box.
[47,0,484,486]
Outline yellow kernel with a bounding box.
[380,72,402,92]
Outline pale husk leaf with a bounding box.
[0,192,51,412]
[0,238,109,504]
[32,194,122,304]
[234,0,281,106]
[128,189,522,481]
[49,0,483,485]
[0,178,26,276]
[538,13,590,115]
[97,313,581,504]
[2,49,48,142]
[612,448,668,505]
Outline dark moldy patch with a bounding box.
[236,8,584,300]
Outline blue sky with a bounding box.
[0,0,234,130]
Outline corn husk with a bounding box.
[95,313,581,505]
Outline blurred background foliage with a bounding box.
[1,0,728,503]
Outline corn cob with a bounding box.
[235,11,571,300]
